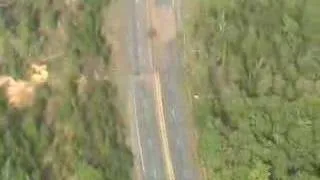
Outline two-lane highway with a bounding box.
[126,0,167,179]
[126,0,201,179]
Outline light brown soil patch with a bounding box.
[150,0,177,43]
[104,1,137,179]
[104,0,129,126]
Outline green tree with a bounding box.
[187,0,320,179]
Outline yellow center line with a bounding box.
[145,0,175,179]
[153,71,176,180]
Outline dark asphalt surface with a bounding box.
[131,77,166,180]
[159,39,201,180]
[126,0,201,179]
[126,0,166,179]
[155,1,201,180]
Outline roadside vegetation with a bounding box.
[0,0,132,179]
[185,0,320,179]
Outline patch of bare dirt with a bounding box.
[104,0,129,125]
[149,0,177,43]
[104,1,138,179]
[0,63,49,109]
[105,1,147,179]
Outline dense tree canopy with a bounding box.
[186,0,320,179]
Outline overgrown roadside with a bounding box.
[184,0,320,179]
[177,0,207,179]
[0,0,132,179]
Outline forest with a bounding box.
[185,0,320,179]
[0,0,132,179]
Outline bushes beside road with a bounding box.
[0,0,132,179]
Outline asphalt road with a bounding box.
[126,0,166,179]
[155,1,201,179]
[159,40,201,180]
[126,0,201,179]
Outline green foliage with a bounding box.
[186,0,320,179]
[0,0,132,180]
[249,160,271,180]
